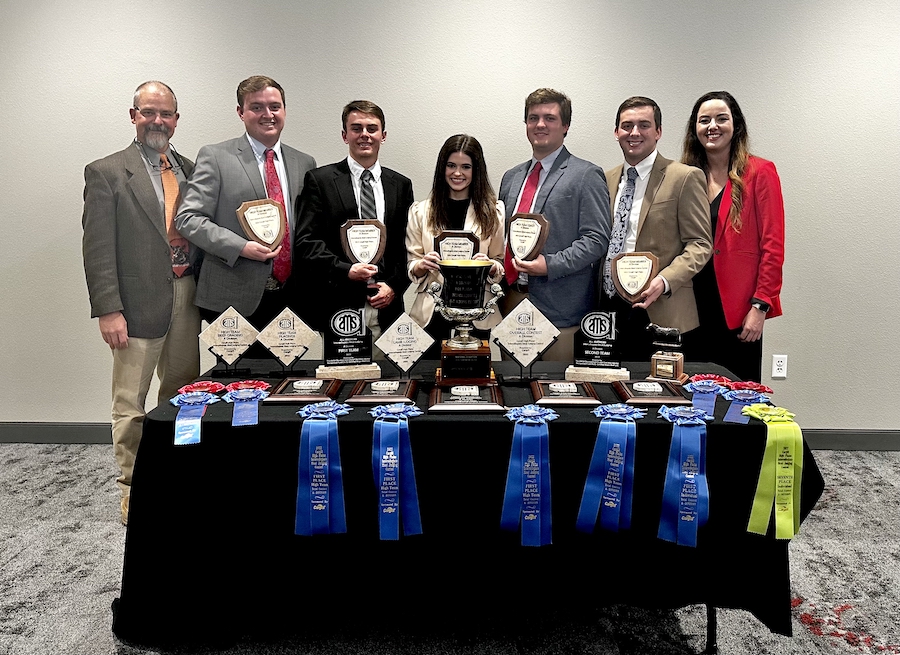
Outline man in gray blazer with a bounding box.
[82,81,200,525]
[176,76,316,336]
[498,88,611,361]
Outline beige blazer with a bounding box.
[405,198,505,329]
[605,155,712,332]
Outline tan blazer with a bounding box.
[606,154,712,332]
[405,198,505,329]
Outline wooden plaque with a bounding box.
[435,230,479,261]
[236,199,286,249]
[612,251,659,303]
[340,219,387,265]
[507,213,549,262]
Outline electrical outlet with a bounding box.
[772,354,787,379]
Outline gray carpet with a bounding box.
[1,445,898,655]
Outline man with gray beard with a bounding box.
[82,81,200,525]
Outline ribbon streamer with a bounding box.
[577,404,645,533]
[370,404,423,540]
[170,392,220,445]
[744,404,804,539]
[500,405,557,547]
[222,388,269,426]
[294,401,350,536]
[722,389,770,424]
[683,381,727,415]
[657,405,713,548]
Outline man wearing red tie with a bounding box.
[176,76,317,338]
[498,88,611,361]
[82,81,199,525]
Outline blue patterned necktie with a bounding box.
[603,166,639,297]
[359,169,376,220]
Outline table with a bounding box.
[112,361,823,645]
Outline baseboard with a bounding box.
[0,422,110,444]
[1,423,898,450]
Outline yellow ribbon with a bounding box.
[743,404,804,539]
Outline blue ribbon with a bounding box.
[500,405,557,547]
[683,381,727,416]
[223,388,269,427]
[722,390,770,424]
[170,392,220,445]
[370,404,423,540]
[295,402,350,536]
[657,405,712,548]
[577,404,645,533]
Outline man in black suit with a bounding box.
[295,101,413,338]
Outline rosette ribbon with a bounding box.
[178,380,225,394]
[657,405,714,547]
[501,405,558,546]
[727,380,773,394]
[577,404,646,534]
[689,373,731,386]
[743,404,803,539]
[169,392,220,445]
[722,389,771,424]
[295,401,351,536]
[683,380,728,415]
[369,404,424,540]
[222,388,269,426]
[225,380,271,392]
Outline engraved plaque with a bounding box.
[375,312,434,373]
[198,306,259,365]
[435,230,479,261]
[340,219,387,265]
[491,298,560,367]
[236,199,285,248]
[507,213,549,262]
[257,308,319,366]
[612,252,660,303]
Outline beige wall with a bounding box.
[1,0,898,430]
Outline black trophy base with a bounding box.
[438,340,492,386]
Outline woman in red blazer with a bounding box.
[682,91,784,382]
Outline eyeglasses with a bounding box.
[134,106,177,120]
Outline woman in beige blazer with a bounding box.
[406,135,505,352]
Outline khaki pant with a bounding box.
[111,276,200,497]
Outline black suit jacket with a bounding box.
[295,159,413,330]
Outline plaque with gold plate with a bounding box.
[426,259,503,387]
[507,212,549,263]
[611,251,659,304]
[266,377,343,403]
[236,199,286,249]
[435,230,478,262]
[346,379,418,405]
[428,384,506,413]
[530,380,600,406]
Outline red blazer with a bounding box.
[714,156,784,329]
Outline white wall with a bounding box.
[1,0,897,430]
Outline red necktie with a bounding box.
[265,149,291,283]
[505,161,542,285]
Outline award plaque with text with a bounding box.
[491,298,559,368]
[375,313,434,374]
[199,306,259,365]
[236,199,285,249]
[565,311,630,382]
[266,378,342,403]
[323,308,372,366]
[612,379,690,406]
[435,230,479,261]
[507,213,549,262]
[257,308,318,366]
[612,251,659,304]
[530,380,600,406]
[340,219,387,265]
[428,384,505,413]
[346,379,417,405]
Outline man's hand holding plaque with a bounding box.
[507,212,549,275]
[341,219,387,297]
[236,199,286,250]
[611,252,660,305]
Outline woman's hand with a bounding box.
[738,306,766,342]
[414,251,441,277]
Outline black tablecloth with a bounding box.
[112,361,823,644]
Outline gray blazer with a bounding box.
[175,135,316,316]
[498,146,611,327]
[82,144,195,339]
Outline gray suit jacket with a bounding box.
[82,144,195,338]
[498,146,611,327]
[175,135,316,316]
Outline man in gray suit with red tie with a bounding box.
[498,88,611,361]
[82,81,199,525]
[294,100,414,338]
[176,76,317,336]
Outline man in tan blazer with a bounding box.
[600,96,712,361]
[82,81,199,525]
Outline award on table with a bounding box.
[199,306,259,374]
[374,312,434,375]
[646,323,689,384]
[530,380,600,406]
[346,378,418,405]
[491,298,560,379]
[435,230,478,261]
[611,251,659,303]
[426,260,503,387]
[236,199,286,249]
[507,212,549,263]
[340,219,386,295]
[257,308,319,372]
[428,384,506,413]
[266,377,342,403]
[612,379,691,406]
[565,312,630,383]
[316,308,381,381]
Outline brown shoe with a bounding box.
[121,496,129,526]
